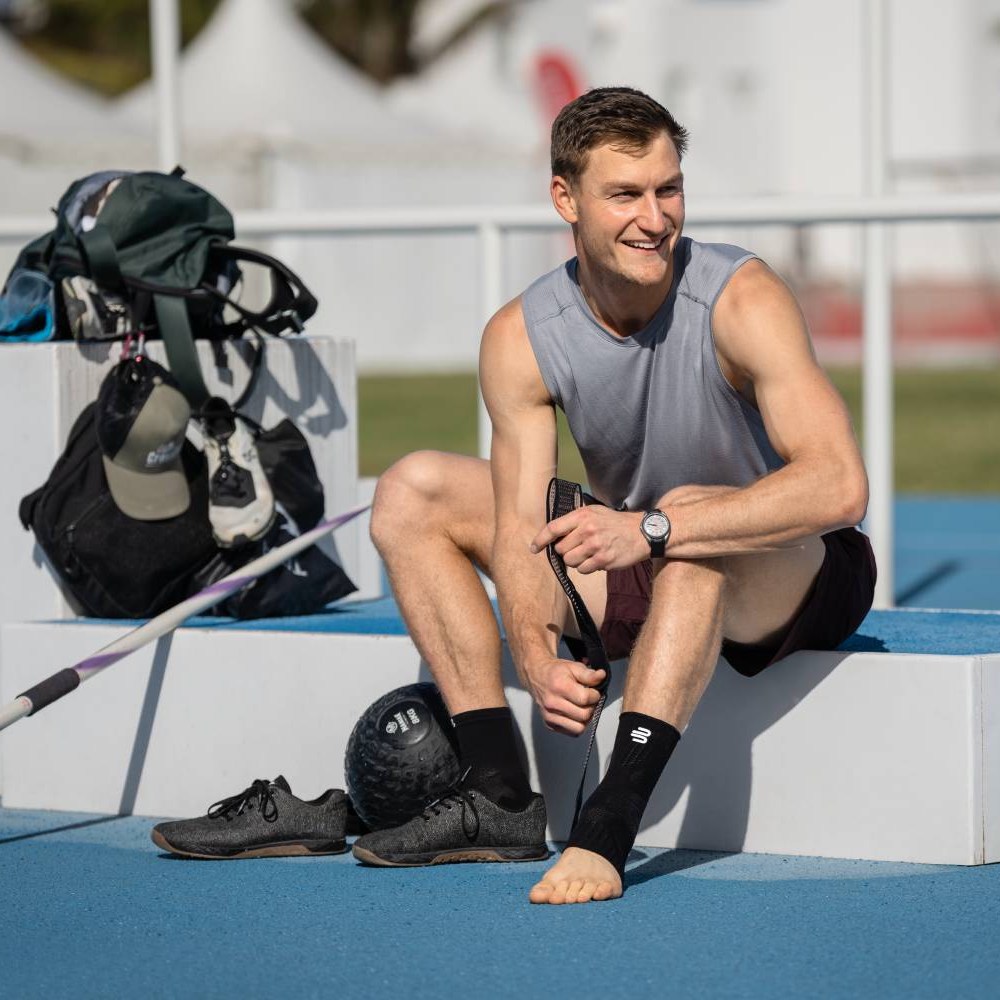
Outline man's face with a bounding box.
[552,132,685,290]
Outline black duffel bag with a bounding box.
[20,405,355,620]
[20,402,216,618]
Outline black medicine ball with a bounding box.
[344,682,460,830]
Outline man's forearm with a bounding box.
[492,526,566,679]
[660,457,868,559]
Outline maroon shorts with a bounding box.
[599,527,877,677]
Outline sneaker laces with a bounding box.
[420,767,480,841]
[207,779,279,822]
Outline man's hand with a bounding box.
[523,656,607,735]
[530,506,647,573]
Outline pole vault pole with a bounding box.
[0,504,370,733]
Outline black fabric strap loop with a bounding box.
[206,244,318,335]
[545,477,613,829]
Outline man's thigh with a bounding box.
[594,538,827,663]
[558,540,824,659]
[721,536,826,646]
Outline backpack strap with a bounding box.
[153,293,210,406]
[77,224,126,294]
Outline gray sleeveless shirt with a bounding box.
[521,237,785,511]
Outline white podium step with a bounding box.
[2,607,999,866]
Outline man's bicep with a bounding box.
[490,404,558,529]
[716,262,861,465]
[479,301,558,528]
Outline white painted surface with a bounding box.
[982,655,1000,862]
[0,336,368,634]
[1,619,996,865]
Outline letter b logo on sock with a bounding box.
[630,726,652,745]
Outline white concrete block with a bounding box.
[1,619,997,865]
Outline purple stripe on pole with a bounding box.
[201,575,256,599]
[74,650,129,674]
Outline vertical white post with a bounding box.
[478,222,503,459]
[863,0,894,608]
[150,0,181,171]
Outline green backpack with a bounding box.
[10,167,317,405]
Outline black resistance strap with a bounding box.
[545,477,612,830]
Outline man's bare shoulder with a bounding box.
[482,296,527,343]
[713,258,814,381]
[715,258,800,322]
[480,296,551,410]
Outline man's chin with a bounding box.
[618,260,671,288]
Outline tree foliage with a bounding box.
[301,0,512,84]
[10,0,513,95]
[15,0,221,94]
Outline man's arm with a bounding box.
[480,299,605,735]
[657,259,868,556]
[531,260,868,567]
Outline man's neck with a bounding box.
[574,256,675,339]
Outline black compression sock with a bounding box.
[566,712,681,877]
[451,707,533,810]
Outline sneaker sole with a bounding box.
[212,508,278,550]
[352,844,549,867]
[151,829,347,859]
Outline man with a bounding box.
[353,87,875,904]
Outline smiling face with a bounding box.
[551,131,685,300]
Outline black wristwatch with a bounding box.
[640,509,671,557]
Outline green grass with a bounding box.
[359,367,1000,493]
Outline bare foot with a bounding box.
[528,846,623,904]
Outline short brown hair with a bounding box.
[550,86,689,183]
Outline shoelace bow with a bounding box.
[420,769,480,841]
[207,779,279,822]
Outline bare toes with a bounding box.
[549,879,570,904]
[565,879,585,904]
[529,881,554,904]
[593,881,619,901]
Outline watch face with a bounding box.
[643,511,670,540]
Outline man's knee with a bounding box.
[370,450,451,549]
[651,554,729,592]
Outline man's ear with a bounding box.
[550,175,578,224]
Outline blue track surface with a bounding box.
[2,810,1000,1000]
[892,497,1000,609]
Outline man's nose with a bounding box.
[635,192,667,233]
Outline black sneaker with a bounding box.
[352,783,550,867]
[151,776,347,859]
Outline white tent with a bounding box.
[116,0,441,158]
[387,21,548,153]
[0,28,115,144]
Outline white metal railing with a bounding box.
[7,191,1000,243]
[5,195,1000,612]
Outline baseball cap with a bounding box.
[96,356,192,520]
